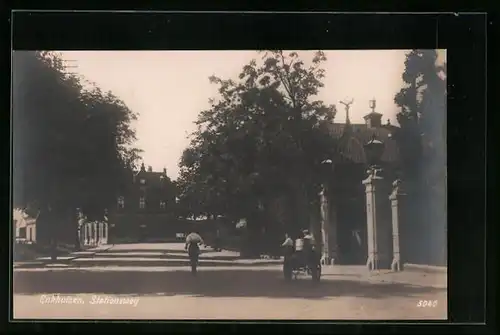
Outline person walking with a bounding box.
[185,232,203,275]
[281,233,294,255]
[281,232,295,278]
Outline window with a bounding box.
[175,197,180,204]
[117,196,125,209]
[160,201,166,209]
[140,179,146,185]
[139,197,146,209]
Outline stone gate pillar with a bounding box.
[78,218,85,248]
[92,221,98,246]
[99,221,104,244]
[87,223,92,246]
[84,223,89,245]
[330,200,339,265]
[319,185,338,265]
[319,186,330,265]
[102,222,108,244]
[103,209,109,245]
[363,167,391,271]
[389,179,406,271]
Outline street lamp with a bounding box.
[369,98,376,112]
[364,134,385,170]
[321,159,333,166]
[76,207,85,251]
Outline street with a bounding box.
[13,243,447,320]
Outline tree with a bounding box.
[393,49,447,264]
[393,49,446,182]
[178,50,339,255]
[12,51,141,243]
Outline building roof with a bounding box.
[327,122,400,164]
[136,171,168,185]
[363,111,383,120]
[134,164,173,188]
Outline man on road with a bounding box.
[296,229,316,266]
[281,233,294,257]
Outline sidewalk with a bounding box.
[403,263,447,273]
[13,244,115,268]
[13,242,75,262]
[321,265,447,289]
[69,244,115,256]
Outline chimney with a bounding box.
[163,168,167,175]
[140,163,146,172]
[147,166,153,172]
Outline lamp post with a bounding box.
[103,208,109,245]
[364,135,384,169]
[76,208,84,251]
[362,134,389,271]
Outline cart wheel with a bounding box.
[311,264,321,282]
[283,261,293,281]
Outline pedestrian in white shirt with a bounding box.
[282,233,294,247]
[282,233,294,260]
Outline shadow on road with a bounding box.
[103,247,236,256]
[105,249,189,254]
[14,257,279,269]
[14,261,279,269]
[99,251,240,261]
[13,268,444,300]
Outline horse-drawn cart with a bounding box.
[283,249,321,282]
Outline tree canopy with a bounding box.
[13,51,141,222]
[177,50,339,236]
[392,49,447,265]
[393,49,446,185]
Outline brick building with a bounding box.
[108,163,181,242]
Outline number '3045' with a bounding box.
[417,300,438,307]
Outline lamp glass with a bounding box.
[364,140,384,166]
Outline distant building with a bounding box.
[13,209,38,244]
[109,163,180,242]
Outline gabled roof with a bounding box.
[327,123,400,163]
[135,171,169,185]
[133,165,174,188]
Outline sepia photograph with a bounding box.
[12,49,447,320]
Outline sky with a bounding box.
[58,50,446,180]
